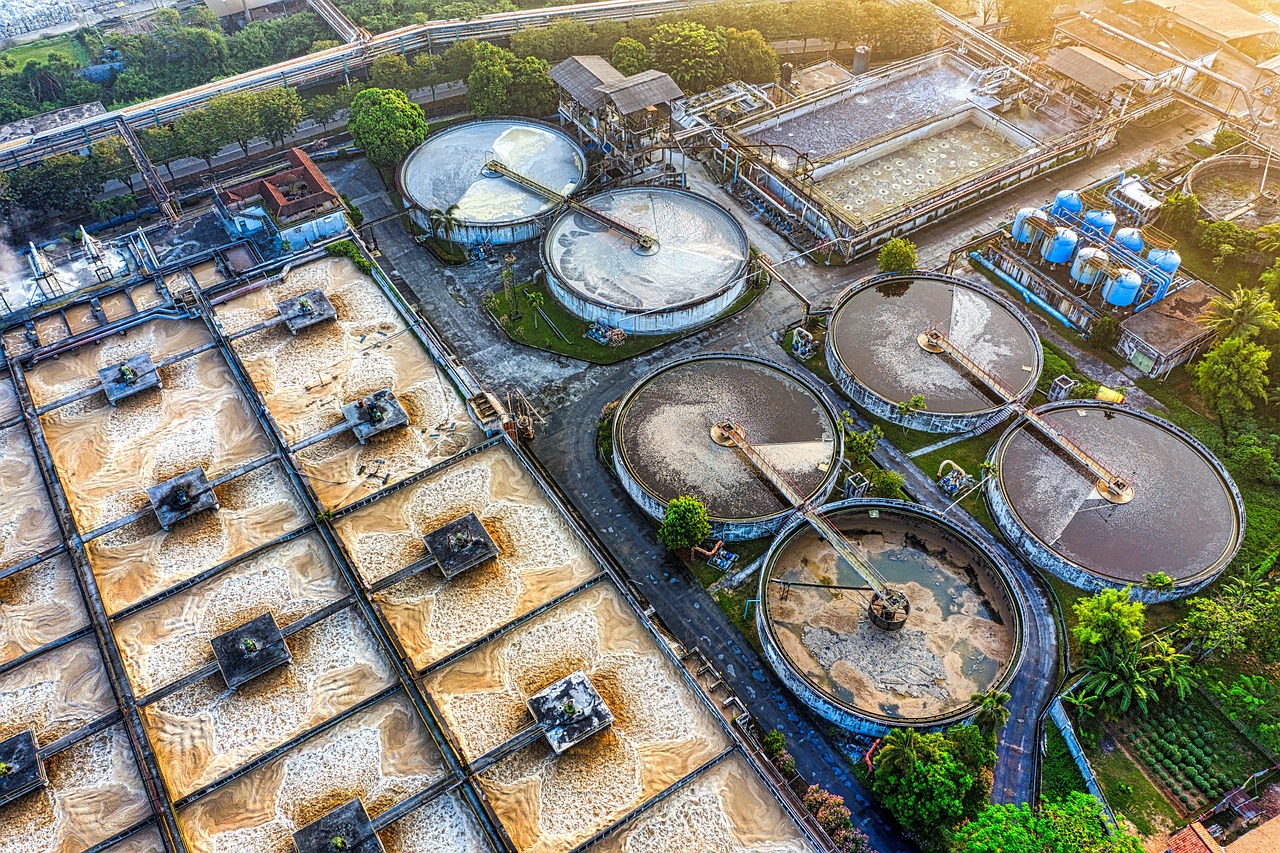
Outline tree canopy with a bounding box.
[648,22,726,91]
[658,495,711,551]
[954,792,1143,853]
[348,87,428,169]
[1194,336,1271,426]
[878,237,918,273]
[1071,588,1145,656]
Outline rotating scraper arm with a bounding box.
[482,160,656,249]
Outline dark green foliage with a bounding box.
[657,495,711,552]
[1214,127,1245,151]
[1090,314,1121,350]
[877,237,918,273]
[348,87,427,168]
[325,239,373,275]
[1039,725,1088,802]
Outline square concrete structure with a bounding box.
[341,388,408,444]
[277,288,337,335]
[147,467,220,531]
[423,513,498,580]
[210,612,292,689]
[98,353,161,405]
[0,730,46,808]
[292,798,384,853]
[527,670,614,754]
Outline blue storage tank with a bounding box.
[1052,190,1083,217]
[1070,247,1109,286]
[1114,227,1144,254]
[1103,269,1142,307]
[1041,228,1079,265]
[1012,208,1050,243]
[1147,247,1181,277]
[1083,209,1117,239]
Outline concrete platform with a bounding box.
[292,798,383,853]
[211,612,292,690]
[422,512,498,580]
[0,730,45,808]
[147,467,220,531]
[98,353,161,405]
[341,388,408,445]
[277,288,337,334]
[528,670,614,754]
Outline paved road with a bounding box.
[316,104,1218,846]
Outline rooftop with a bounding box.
[210,611,293,689]
[219,149,341,223]
[1119,279,1220,356]
[551,56,683,114]
[98,352,162,405]
[421,512,499,580]
[1167,822,1220,853]
[147,466,220,531]
[527,670,615,753]
[1141,0,1276,42]
[0,102,106,144]
[1058,10,1221,74]
[1046,45,1147,94]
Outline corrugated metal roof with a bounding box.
[596,69,684,115]
[205,0,283,18]
[1144,0,1276,41]
[1046,45,1145,94]
[550,56,625,112]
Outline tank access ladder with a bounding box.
[919,324,1134,504]
[713,419,911,630]
[482,160,657,251]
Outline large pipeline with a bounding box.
[969,251,1078,330]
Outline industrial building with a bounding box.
[612,354,842,541]
[964,173,1222,377]
[825,272,1043,434]
[0,206,827,852]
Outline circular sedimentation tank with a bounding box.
[399,119,585,246]
[612,354,841,540]
[1186,153,1280,229]
[542,188,750,334]
[986,401,1244,601]
[757,499,1023,733]
[826,272,1043,433]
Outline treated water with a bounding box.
[765,508,1015,721]
[618,359,836,520]
[997,405,1240,582]
[426,582,729,853]
[334,444,600,668]
[829,276,1039,414]
[176,692,444,853]
[545,190,748,311]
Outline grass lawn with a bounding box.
[0,34,89,70]
[1084,734,1180,839]
[1041,724,1089,803]
[487,279,767,365]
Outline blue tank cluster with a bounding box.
[1070,247,1109,286]
[1114,227,1144,254]
[1147,247,1181,277]
[1012,207,1050,243]
[1051,190,1083,217]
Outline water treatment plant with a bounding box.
[399,119,586,248]
[757,500,1022,734]
[541,187,751,334]
[826,272,1043,433]
[612,355,841,541]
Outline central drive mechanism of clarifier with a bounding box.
[713,418,909,631]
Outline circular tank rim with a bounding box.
[756,498,1026,729]
[1185,153,1280,222]
[539,187,751,315]
[612,352,844,525]
[397,116,587,228]
[986,400,1246,590]
[827,270,1045,418]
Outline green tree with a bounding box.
[1194,336,1271,426]
[1160,190,1201,233]
[174,110,226,170]
[348,87,428,169]
[1182,595,1256,660]
[877,237,918,272]
[91,136,136,193]
[658,495,711,551]
[305,93,340,130]
[872,727,986,852]
[466,43,515,116]
[505,55,557,117]
[1003,0,1054,41]
[1214,127,1245,150]
[370,54,416,91]
[208,91,262,158]
[413,52,442,93]
[140,126,180,180]
[874,728,919,778]
[896,393,926,419]
[648,22,727,91]
[256,87,303,148]
[1071,587,1145,656]
[721,27,779,83]
[971,688,1011,740]
[1090,314,1121,350]
[866,467,904,498]
[1199,219,1257,259]
[954,792,1143,853]
[1200,286,1280,341]
[611,37,649,75]
[527,290,545,328]
[9,153,105,214]
[1076,641,1157,719]
[841,415,881,464]
[1142,571,1175,592]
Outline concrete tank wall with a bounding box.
[547,271,746,335]
[407,210,543,247]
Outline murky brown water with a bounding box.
[0,425,62,568]
[218,258,479,510]
[595,754,809,853]
[765,506,1015,722]
[85,462,311,615]
[176,691,444,853]
[0,635,115,746]
[379,789,491,853]
[0,377,21,421]
[331,444,599,668]
[24,318,211,409]
[40,347,274,531]
[141,605,396,799]
[102,825,166,852]
[0,723,152,853]
[113,532,348,695]
[0,556,89,666]
[426,582,729,853]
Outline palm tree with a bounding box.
[1144,638,1193,702]
[874,728,919,777]
[527,290,545,329]
[1258,223,1280,254]
[1199,286,1280,341]
[1077,641,1156,720]
[971,688,1012,739]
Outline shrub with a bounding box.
[325,239,373,274]
[762,728,786,762]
